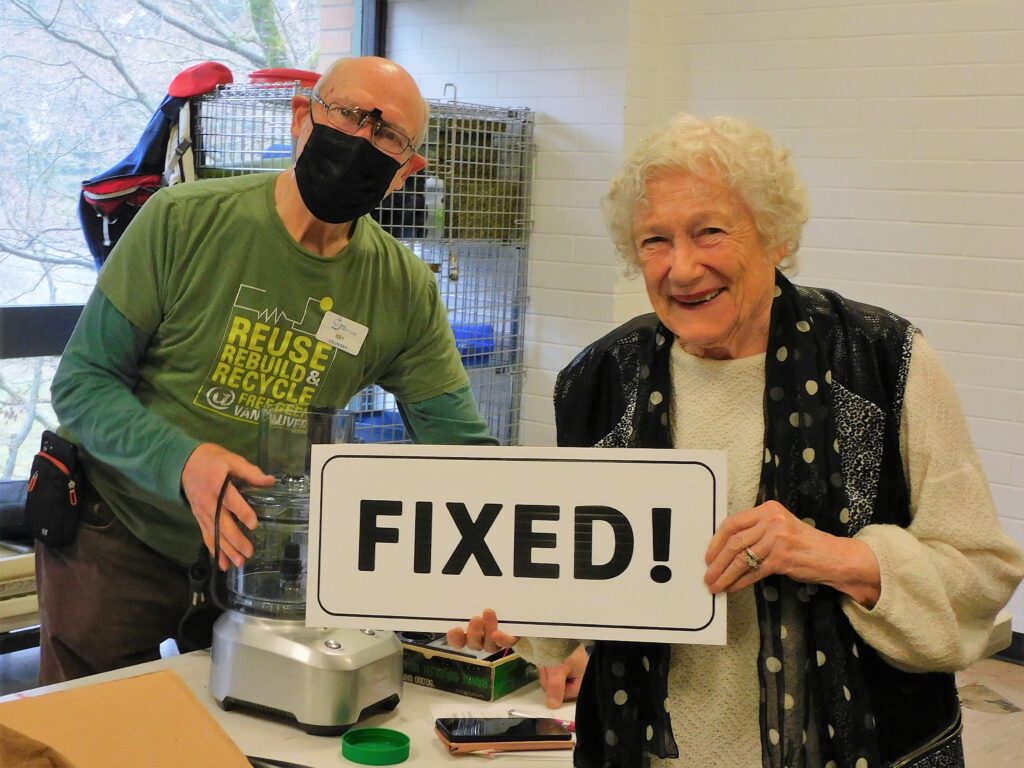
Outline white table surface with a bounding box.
[1,650,577,767]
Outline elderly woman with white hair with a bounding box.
[450,113,1024,767]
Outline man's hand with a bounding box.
[182,442,274,571]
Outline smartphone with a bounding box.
[435,717,572,743]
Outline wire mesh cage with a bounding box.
[375,101,533,245]
[192,83,297,176]
[191,82,533,445]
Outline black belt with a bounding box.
[79,485,115,527]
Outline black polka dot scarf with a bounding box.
[573,271,881,768]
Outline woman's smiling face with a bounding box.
[634,169,784,360]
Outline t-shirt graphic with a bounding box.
[194,284,338,423]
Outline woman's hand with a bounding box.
[447,609,588,707]
[447,608,519,653]
[538,642,588,708]
[704,500,882,608]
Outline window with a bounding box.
[0,1,325,479]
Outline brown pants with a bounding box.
[35,500,191,685]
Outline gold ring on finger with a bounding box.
[744,547,763,571]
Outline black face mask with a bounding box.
[294,122,402,224]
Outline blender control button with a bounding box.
[324,639,342,650]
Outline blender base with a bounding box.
[210,610,403,735]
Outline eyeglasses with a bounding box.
[310,93,416,157]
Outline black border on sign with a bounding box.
[315,453,720,634]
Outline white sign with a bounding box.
[307,445,727,644]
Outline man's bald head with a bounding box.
[315,56,429,148]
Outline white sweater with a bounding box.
[518,334,1024,767]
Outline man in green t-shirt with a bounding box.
[38,56,496,684]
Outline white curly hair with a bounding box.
[603,113,810,274]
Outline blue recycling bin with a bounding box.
[451,322,495,368]
[354,410,407,444]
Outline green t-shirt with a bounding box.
[69,172,471,563]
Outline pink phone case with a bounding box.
[435,726,575,755]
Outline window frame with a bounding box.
[359,0,388,56]
[0,305,82,359]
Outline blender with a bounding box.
[209,406,404,735]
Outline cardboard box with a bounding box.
[401,635,537,701]
[0,669,251,767]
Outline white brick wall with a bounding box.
[388,0,633,448]
[320,0,355,64]
[387,0,1024,630]
[640,0,1024,630]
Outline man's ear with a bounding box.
[389,152,428,193]
[406,152,428,176]
[291,94,312,140]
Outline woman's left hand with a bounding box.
[704,500,882,608]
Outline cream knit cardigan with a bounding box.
[517,334,1024,768]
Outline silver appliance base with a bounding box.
[209,610,403,735]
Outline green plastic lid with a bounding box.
[341,728,410,765]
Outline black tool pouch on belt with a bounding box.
[25,430,86,547]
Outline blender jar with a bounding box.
[228,480,309,618]
[227,406,354,619]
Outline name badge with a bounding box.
[316,311,368,356]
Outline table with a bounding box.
[1,650,577,767]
